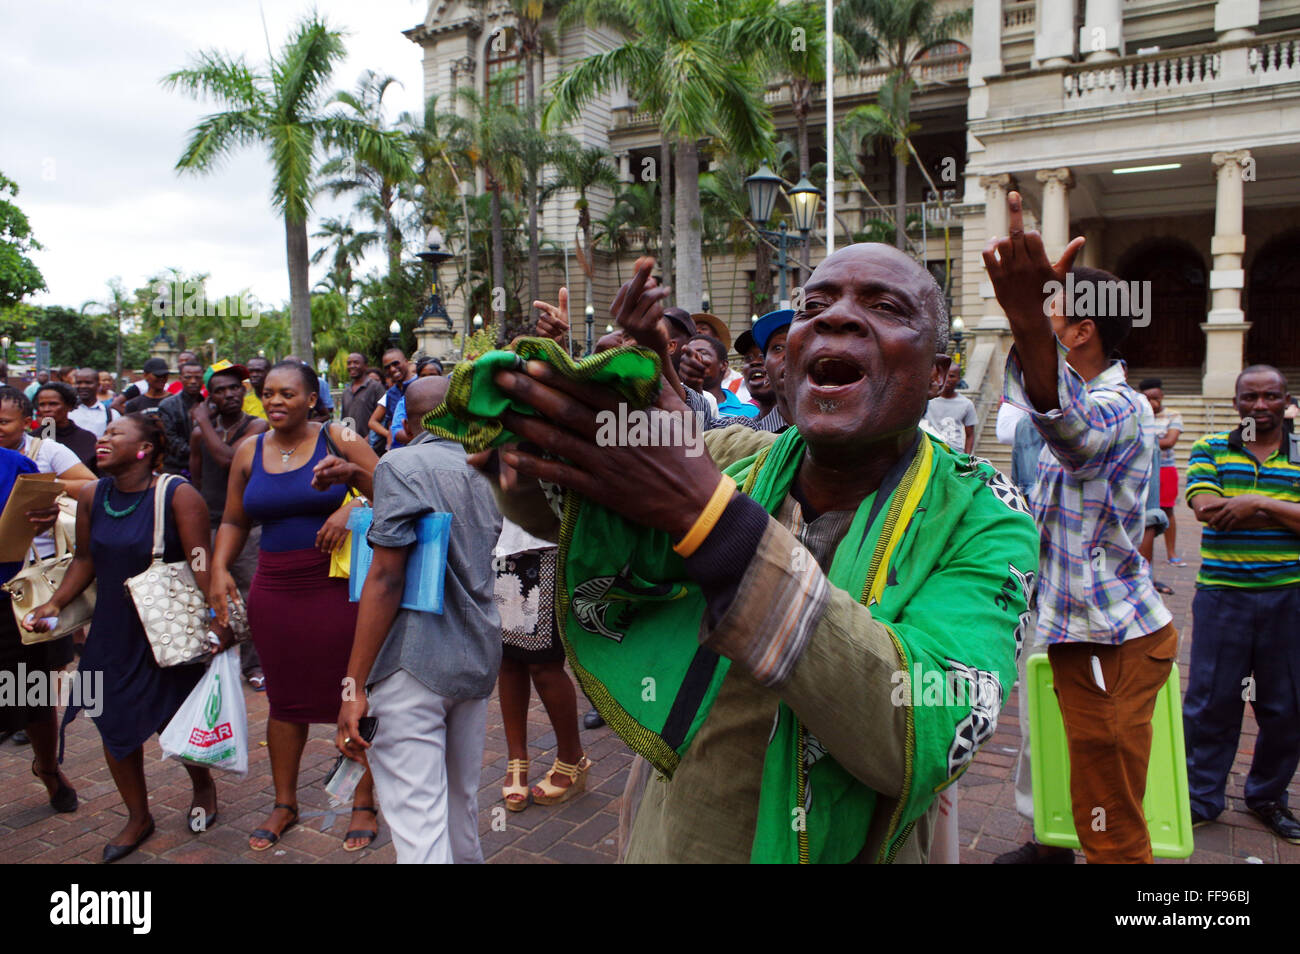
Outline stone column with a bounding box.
[978,174,1014,331]
[616,151,631,183]
[1215,0,1260,41]
[970,0,1004,83]
[1081,0,1122,61]
[1202,150,1252,398]
[1035,168,1074,261]
[1035,0,1075,67]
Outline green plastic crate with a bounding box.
[1026,652,1194,858]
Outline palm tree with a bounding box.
[318,70,413,282]
[163,13,404,362]
[543,141,619,321]
[398,95,474,328]
[310,216,376,310]
[458,70,528,346]
[549,0,793,312]
[81,278,136,380]
[506,1,561,315]
[836,0,972,249]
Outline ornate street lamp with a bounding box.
[389,319,401,346]
[745,167,824,308]
[415,227,454,332]
[950,316,966,385]
[585,305,595,356]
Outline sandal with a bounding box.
[1154,580,1175,595]
[33,760,78,814]
[249,802,298,851]
[503,758,530,812]
[1168,556,1187,567]
[344,805,379,852]
[530,755,591,806]
[247,673,266,692]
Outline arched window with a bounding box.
[485,25,522,105]
[1247,230,1300,366]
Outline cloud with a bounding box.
[0,0,428,308]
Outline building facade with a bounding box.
[407,0,1300,400]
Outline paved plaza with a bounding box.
[1,523,1296,865]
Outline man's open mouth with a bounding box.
[808,356,865,389]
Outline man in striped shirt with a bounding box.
[1184,365,1300,844]
[985,191,1175,864]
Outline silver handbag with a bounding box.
[125,474,210,667]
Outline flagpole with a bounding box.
[825,0,835,255]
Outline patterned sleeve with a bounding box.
[1184,436,1222,500]
[1004,345,1142,480]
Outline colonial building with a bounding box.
[406,0,1300,435]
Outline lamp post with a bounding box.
[389,319,401,346]
[206,338,217,363]
[0,335,9,384]
[415,227,454,332]
[745,165,824,309]
[585,304,595,356]
[950,316,966,385]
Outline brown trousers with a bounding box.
[1047,622,1178,864]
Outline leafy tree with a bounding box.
[0,172,46,307]
[310,215,376,309]
[164,13,405,363]
[551,0,795,311]
[836,0,971,248]
[543,140,619,323]
[81,278,137,379]
[319,70,413,282]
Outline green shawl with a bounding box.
[425,339,1037,863]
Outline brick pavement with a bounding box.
[1,521,1295,864]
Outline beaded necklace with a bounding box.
[103,481,151,519]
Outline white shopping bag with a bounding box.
[159,648,248,774]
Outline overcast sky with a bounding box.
[0,0,430,310]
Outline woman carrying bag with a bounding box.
[23,413,229,862]
[210,361,379,852]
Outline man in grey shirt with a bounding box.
[336,376,502,864]
[924,364,977,453]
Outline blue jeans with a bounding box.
[1184,585,1300,818]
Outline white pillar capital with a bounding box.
[1035,167,1075,188]
[1212,149,1253,177]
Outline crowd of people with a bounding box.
[1,190,1297,864]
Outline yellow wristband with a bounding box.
[673,474,737,558]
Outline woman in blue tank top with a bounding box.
[210,361,380,852]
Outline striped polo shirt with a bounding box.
[1185,428,1300,588]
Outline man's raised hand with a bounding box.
[981,190,1085,328]
[612,256,671,352]
[534,286,570,342]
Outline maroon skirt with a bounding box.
[247,547,357,724]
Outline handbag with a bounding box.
[125,474,211,667]
[2,518,97,645]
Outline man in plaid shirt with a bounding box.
[985,192,1175,864]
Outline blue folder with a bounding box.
[346,506,451,614]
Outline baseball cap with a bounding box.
[204,360,249,389]
[752,309,794,353]
[691,312,731,349]
[142,358,170,376]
